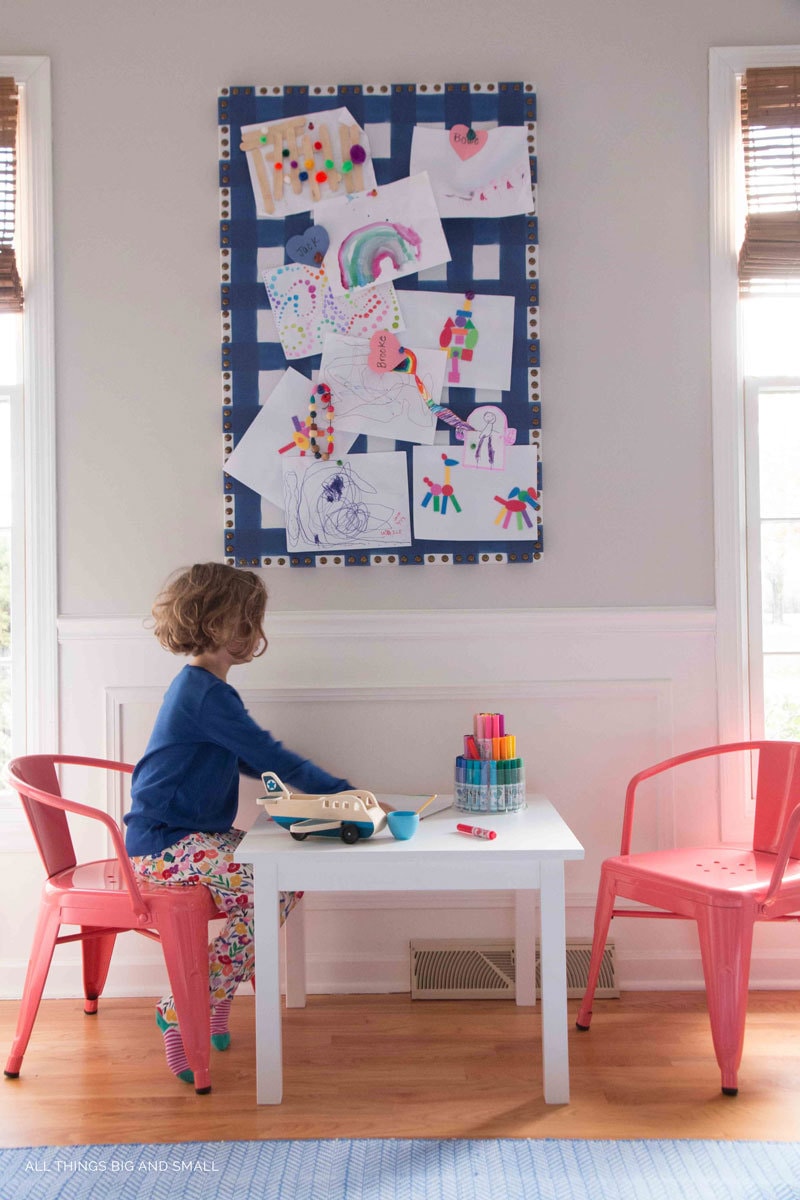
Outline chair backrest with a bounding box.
[7,754,135,883]
[8,755,76,877]
[753,741,800,857]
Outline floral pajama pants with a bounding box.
[131,828,302,1021]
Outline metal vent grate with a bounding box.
[410,938,618,1000]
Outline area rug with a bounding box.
[1,1138,798,1200]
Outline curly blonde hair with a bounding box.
[151,562,268,658]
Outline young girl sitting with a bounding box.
[124,562,352,1086]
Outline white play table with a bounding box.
[238,796,584,1104]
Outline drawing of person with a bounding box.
[459,405,517,470]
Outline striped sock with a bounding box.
[210,999,232,1051]
[155,1008,194,1084]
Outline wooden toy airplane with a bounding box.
[257,771,388,844]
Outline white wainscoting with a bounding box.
[5,605,796,998]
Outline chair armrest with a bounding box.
[761,798,800,908]
[619,741,766,856]
[6,758,151,922]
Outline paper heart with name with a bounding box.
[368,329,407,374]
[449,125,489,161]
[286,225,330,267]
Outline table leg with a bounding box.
[539,859,569,1103]
[284,896,307,1009]
[252,860,283,1103]
[514,889,538,1006]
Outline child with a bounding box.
[124,561,352,1086]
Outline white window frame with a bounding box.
[744,375,800,741]
[709,46,800,839]
[0,56,57,770]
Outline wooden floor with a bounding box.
[1,992,799,1148]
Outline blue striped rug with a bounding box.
[2,1138,798,1199]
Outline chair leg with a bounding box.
[696,906,755,1096]
[4,903,62,1077]
[157,906,213,1095]
[575,871,616,1030]
[81,931,117,1014]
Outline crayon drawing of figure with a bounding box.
[458,406,517,471]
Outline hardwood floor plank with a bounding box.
[1,993,799,1147]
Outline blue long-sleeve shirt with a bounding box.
[124,664,351,856]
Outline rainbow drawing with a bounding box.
[338,221,422,290]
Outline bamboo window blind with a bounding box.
[739,66,800,297]
[0,76,23,314]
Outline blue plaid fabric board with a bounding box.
[219,82,540,569]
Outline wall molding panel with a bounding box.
[16,604,797,995]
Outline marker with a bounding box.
[457,823,497,840]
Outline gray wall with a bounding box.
[6,0,800,614]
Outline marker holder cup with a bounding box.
[454,762,526,814]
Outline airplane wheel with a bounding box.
[340,824,360,844]
[290,831,308,841]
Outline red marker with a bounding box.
[457,823,497,840]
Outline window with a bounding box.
[0,57,56,844]
[744,373,800,740]
[709,47,800,836]
[0,314,22,781]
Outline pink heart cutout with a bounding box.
[368,330,405,373]
[449,125,488,161]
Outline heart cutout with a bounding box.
[286,225,330,267]
[449,125,488,161]
[368,330,406,373]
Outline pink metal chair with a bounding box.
[576,740,800,1095]
[4,754,221,1094]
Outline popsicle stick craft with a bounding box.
[219,80,540,568]
[239,108,376,219]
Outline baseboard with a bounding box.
[4,947,800,1001]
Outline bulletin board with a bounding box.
[218,81,540,568]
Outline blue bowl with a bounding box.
[387,810,419,841]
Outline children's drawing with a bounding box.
[440,292,479,385]
[282,452,411,553]
[457,405,517,471]
[240,107,376,219]
[223,368,358,509]
[315,173,451,296]
[397,290,514,391]
[262,263,403,360]
[319,334,443,443]
[494,485,540,530]
[412,445,540,541]
[420,454,462,515]
[410,125,534,219]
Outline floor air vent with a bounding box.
[410,938,618,1000]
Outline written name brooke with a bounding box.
[26,1158,219,1173]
